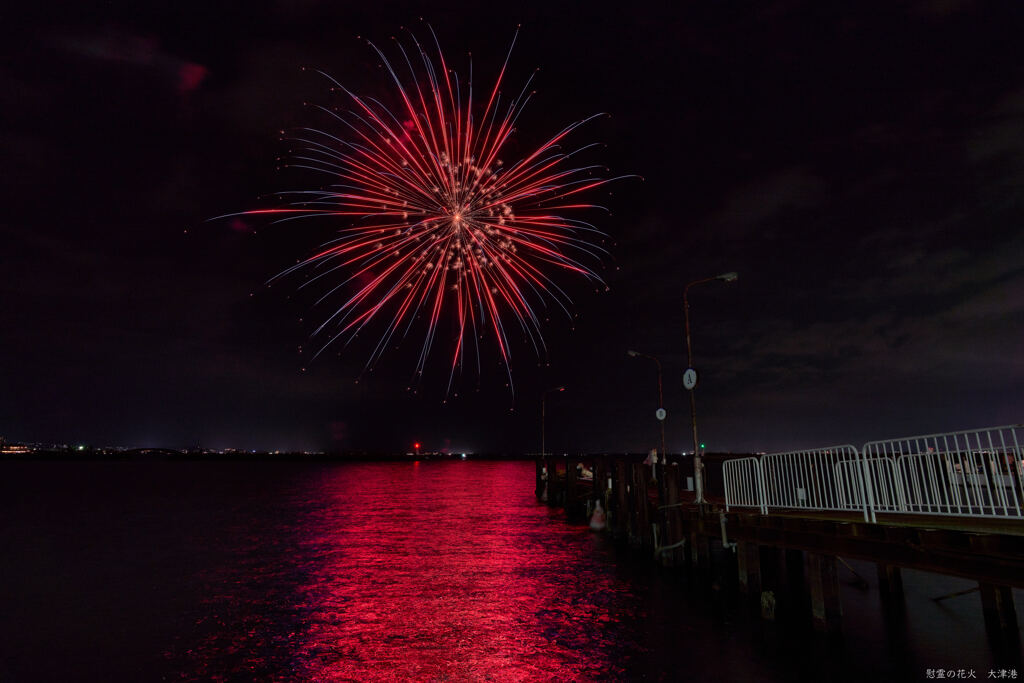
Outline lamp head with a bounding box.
[627,350,639,357]
[716,271,739,283]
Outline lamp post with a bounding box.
[684,271,738,505]
[541,386,566,457]
[627,350,667,461]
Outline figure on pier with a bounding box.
[590,500,606,531]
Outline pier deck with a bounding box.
[537,453,1024,652]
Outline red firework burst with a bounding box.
[235,28,628,393]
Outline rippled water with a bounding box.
[1,460,1019,681]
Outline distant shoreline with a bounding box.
[0,449,534,462]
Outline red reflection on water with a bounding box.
[289,461,633,681]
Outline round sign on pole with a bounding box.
[655,407,667,421]
[683,367,698,390]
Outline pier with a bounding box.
[537,424,1024,662]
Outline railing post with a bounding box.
[757,458,768,515]
[724,461,732,512]
[857,445,878,523]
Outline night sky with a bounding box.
[3,1,1023,455]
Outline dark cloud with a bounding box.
[708,168,827,238]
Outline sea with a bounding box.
[1,459,1020,681]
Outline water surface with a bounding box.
[1,460,1018,681]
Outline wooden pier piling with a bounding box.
[806,553,842,633]
[690,529,711,573]
[979,583,1018,641]
[565,457,580,521]
[659,465,686,567]
[877,563,904,612]
[593,455,609,510]
[631,463,652,550]
[736,541,762,612]
[613,459,629,540]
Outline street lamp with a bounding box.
[684,271,738,504]
[626,350,667,461]
[541,386,566,457]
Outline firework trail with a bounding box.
[227,27,629,394]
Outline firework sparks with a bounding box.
[229,27,629,394]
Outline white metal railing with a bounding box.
[723,457,767,514]
[760,445,872,521]
[720,424,1023,523]
[863,425,1024,518]
[833,456,901,517]
[862,456,903,513]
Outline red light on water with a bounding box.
[280,461,631,680]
